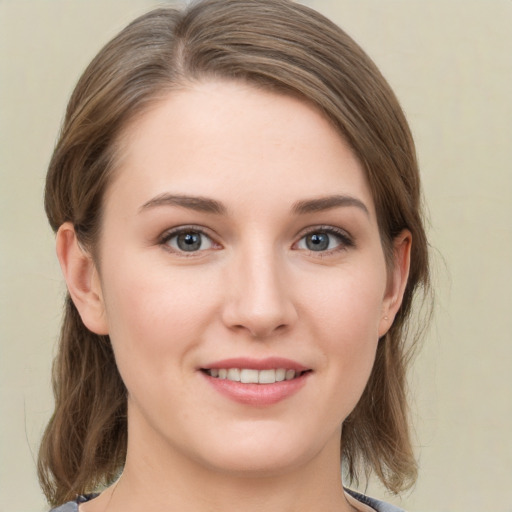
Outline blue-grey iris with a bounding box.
[306,233,329,251]
[177,232,202,251]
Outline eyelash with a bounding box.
[158,225,354,256]
[294,225,354,255]
[159,226,220,257]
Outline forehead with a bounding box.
[107,80,376,218]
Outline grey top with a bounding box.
[49,489,406,512]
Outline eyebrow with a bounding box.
[139,193,369,217]
[292,195,369,216]
[139,193,226,215]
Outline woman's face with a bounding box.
[86,81,407,476]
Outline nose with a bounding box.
[221,246,298,339]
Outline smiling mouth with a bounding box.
[201,368,311,384]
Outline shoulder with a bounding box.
[50,491,405,512]
[49,503,77,512]
[346,488,407,512]
[49,494,98,512]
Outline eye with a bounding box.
[296,228,353,252]
[162,228,215,253]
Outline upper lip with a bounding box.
[200,357,310,372]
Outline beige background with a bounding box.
[1,1,511,511]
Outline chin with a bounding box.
[202,449,308,478]
[189,425,333,478]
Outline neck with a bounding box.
[93,428,355,512]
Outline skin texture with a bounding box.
[57,81,410,512]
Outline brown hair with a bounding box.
[40,0,430,506]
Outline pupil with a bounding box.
[306,233,329,251]
[177,232,201,251]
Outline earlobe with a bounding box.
[378,230,412,337]
[56,222,109,335]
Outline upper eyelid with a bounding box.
[293,225,355,251]
[157,226,223,255]
[159,225,218,242]
[156,224,353,247]
[295,224,353,240]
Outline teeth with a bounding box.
[207,368,301,384]
[258,369,276,384]
[285,369,296,381]
[227,368,240,382]
[240,369,259,383]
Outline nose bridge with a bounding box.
[222,236,297,337]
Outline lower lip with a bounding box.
[202,372,310,406]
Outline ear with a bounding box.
[56,222,109,335]
[378,230,411,337]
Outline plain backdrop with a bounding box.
[1,1,511,511]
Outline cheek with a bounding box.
[100,258,216,380]
[303,263,386,341]
[300,263,386,399]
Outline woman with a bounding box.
[39,1,430,511]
